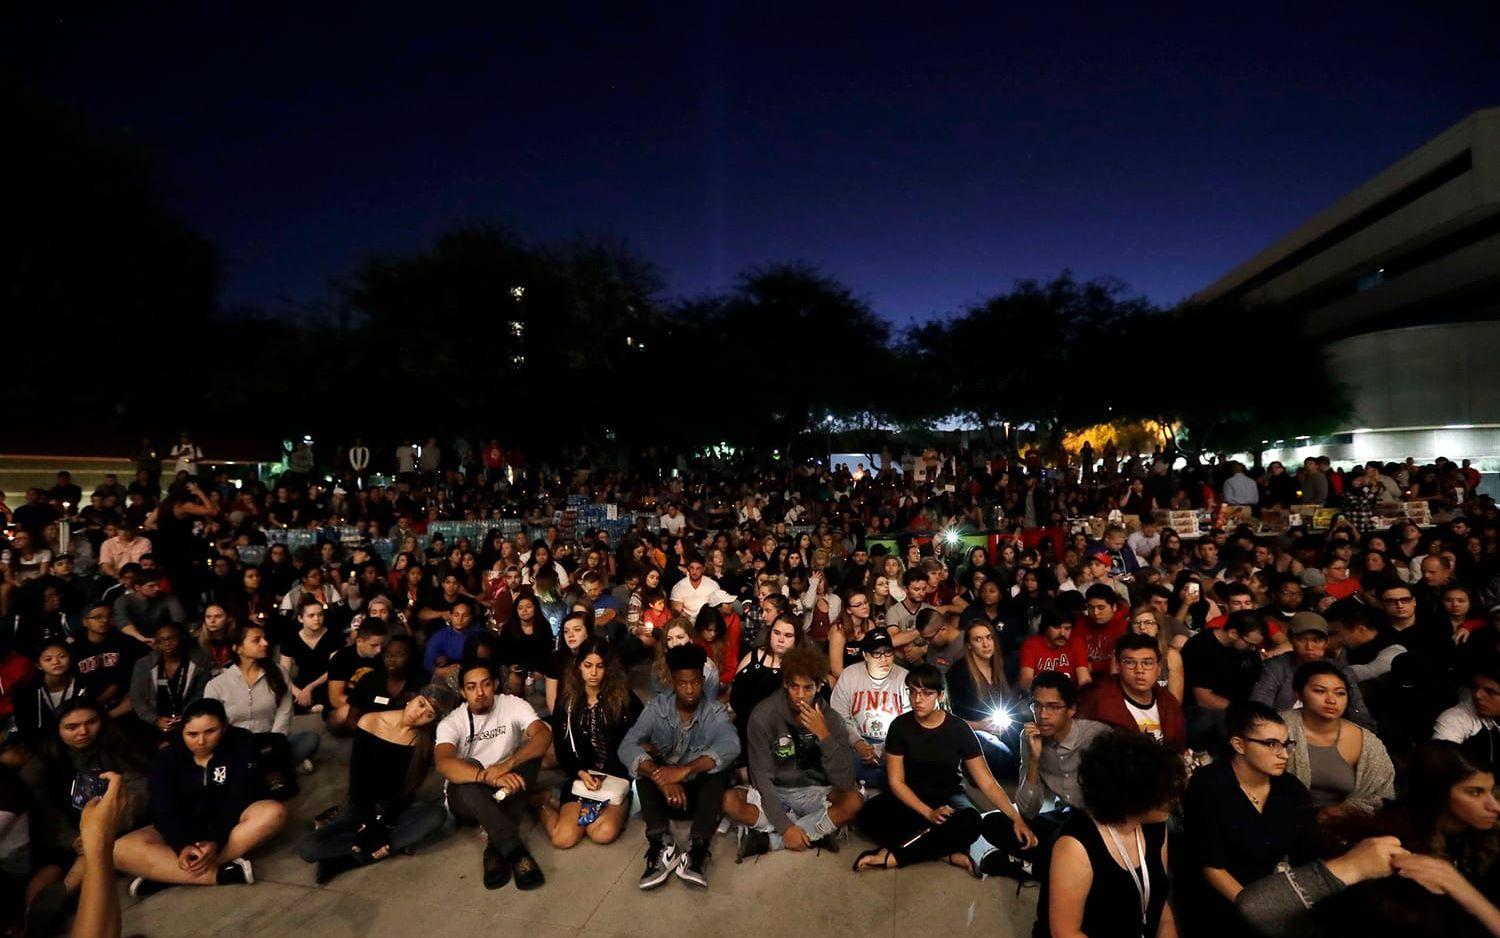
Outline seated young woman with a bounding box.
[1038,731,1187,938]
[113,698,288,895]
[539,637,643,849]
[298,684,457,882]
[853,664,1037,874]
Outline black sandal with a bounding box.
[852,847,896,872]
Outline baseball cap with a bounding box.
[1288,611,1330,636]
[862,630,895,654]
[1087,551,1112,567]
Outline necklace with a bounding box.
[1238,784,1262,808]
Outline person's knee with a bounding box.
[586,818,623,844]
[549,822,584,850]
[829,788,864,823]
[248,799,289,831]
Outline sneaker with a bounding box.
[297,758,316,775]
[216,857,254,886]
[639,836,680,890]
[509,847,545,890]
[811,833,842,855]
[736,828,771,862]
[128,877,173,898]
[482,844,512,889]
[676,839,710,888]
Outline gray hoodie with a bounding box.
[746,691,855,833]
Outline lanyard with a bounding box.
[1103,823,1151,928]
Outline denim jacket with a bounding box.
[618,692,740,778]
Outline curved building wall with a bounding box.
[1331,321,1500,429]
[1261,321,1500,481]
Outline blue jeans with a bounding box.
[298,803,447,862]
[289,731,320,763]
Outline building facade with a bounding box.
[1195,108,1500,471]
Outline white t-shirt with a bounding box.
[670,574,721,619]
[1123,694,1163,742]
[659,512,685,535]
[436,696,540,767]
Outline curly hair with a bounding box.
[1077,731,1186,824]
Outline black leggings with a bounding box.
[856,791,982,866]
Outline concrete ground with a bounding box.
[108,715,1041,938]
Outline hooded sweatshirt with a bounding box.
[746,690,856,833]
[827,662,909,753]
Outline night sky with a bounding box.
[14,3,1500,324]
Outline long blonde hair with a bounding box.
[652,617,696,689]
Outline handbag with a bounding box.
[570,773,630,805]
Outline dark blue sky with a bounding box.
[15,3,1500,324]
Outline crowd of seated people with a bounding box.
[0,440,1497,935]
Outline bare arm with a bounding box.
[1047,835,1093,938]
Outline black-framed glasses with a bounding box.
[1240,736,1293,754]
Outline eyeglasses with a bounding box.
[1383,596,1415,606]
[1240,736,1293,754]
[865,649,894,659]
[1029,701,1068,713]
[908,687,940,700]
[1118,657,1158,670]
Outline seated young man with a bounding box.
[826,630,909,788]
[324,618,388,734]
[724,646,863,857]
[1017,672,1111,818]
[1017,610,1094,691]
[1077,633,1188,750]
[619,643,740,890]
[434,658,552,890]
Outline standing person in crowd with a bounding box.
[539,638,643,849]
[1037,731,1187,938]
[852,664,1036,874]
[114,699,286,896]
[1279,661,1395,819]
[204,623,320,776]
[726,646,863,857]
[1018,672,1112,817]
[1183,702,1320,935]
[299,686,455,883]
[433,658,551,890]
[827,630,909,788]
[620,643,740,890]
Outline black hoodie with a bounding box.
[149,725,261,851]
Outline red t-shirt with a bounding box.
[1073,608,1128,677]
[1324,578,1361,601]
[1020,633,1091,684]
